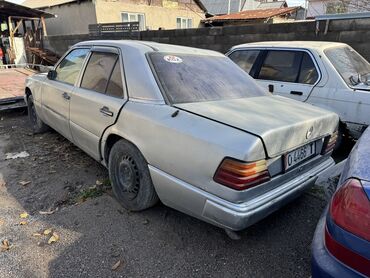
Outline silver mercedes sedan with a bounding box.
[25,40,338,231]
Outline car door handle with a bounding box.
[268,84,274,93]
[100,106,114,117]
[290,91,303,96]
[62,92,71,100]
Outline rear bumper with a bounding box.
[150,157,334,231]
[311,208,363,278]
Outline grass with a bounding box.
[76,179,112,203]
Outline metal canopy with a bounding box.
[315,12,370,21]
[0,0,54,19]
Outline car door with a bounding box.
[254,50,320,101]
[69,47,127,160]
[42,48,89,141]
[229,49,320,102]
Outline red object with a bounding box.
[330,178,370,242]
[214,158,270,190]
[204,7,300,22]
[325,227,370,277]
[0,48,3,58]
[322,131,338,154]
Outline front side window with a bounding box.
[325,46,370,87]
[228,50,260,74]
[176,17,192,29]
[149,52,268,104]
[122,12,145,30]
[258,50,301,82]
[81,52,118,94]
[55,48,89,85]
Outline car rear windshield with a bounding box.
[148,52,268,104]
[325,46,370,86]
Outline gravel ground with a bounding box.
[0,109,346,278]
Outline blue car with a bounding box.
[311,128,370,277]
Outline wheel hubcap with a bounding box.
[117,156,140,200]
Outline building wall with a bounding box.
[95,0,205,30]
[307,0,369,18]
[41,1,97,35]
[307,0,328,17]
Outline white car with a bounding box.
[227,41,370,142]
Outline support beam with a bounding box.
[41,16,47,37]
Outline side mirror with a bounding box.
[47,70,57,80]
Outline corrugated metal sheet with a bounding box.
[203,6,299,21]
[201,0,246,15]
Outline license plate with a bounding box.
[284,142,316,171]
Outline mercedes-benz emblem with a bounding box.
[306,126,314,139]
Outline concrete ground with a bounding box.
[0,110,351,278]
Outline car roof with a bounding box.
[72,40,225,103]
[230,41,348,52]
[75,40,224,57]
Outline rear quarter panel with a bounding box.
[101,101,266,201]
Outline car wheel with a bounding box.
[27,95,49,134]
[108,139,158,211]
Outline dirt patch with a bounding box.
[0,109,339,278]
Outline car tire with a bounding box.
[27,95,49,134]
[108,139,159,211]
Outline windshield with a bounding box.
[149,52,268,104]
[325,46,370,86]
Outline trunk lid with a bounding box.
[175,96,338,158]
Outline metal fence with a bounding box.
[89,22,140,38]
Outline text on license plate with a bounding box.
[285,142,316,171]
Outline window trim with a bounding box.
[121,11,146,30]
[76,46,127,100]
[52,47,91,86]
[227,47,322,86]
[176,17,193,29]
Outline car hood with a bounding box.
[175,96,338,158]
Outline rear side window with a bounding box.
[258,50,301,82]
[228,50,260,74]
[298,53,319,85]
[55,48,89,85]
[106,60,124,98]
[81,52,118,94]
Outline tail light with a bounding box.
[213,158,270,190]
[325,178,370,276]
[330,178,370,241]
[322,131,338,154]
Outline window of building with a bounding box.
[122,12,145,31]
[176,17,192,29]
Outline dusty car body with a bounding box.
[25,40,338,231]
[227,41,370,140]
[311,127,370,277]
